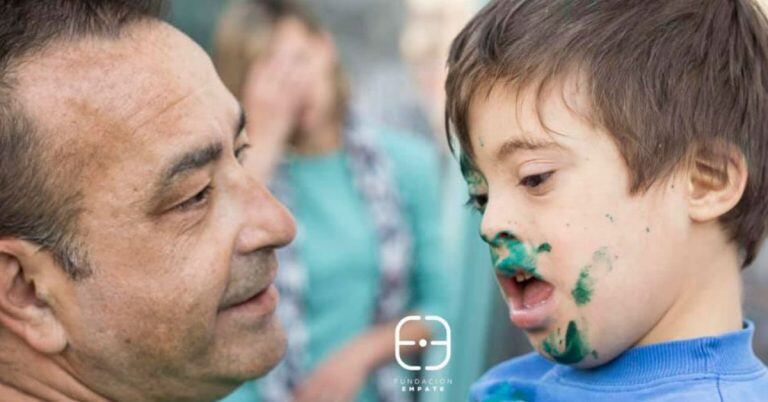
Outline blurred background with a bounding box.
[165,0,768,401]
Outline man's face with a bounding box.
[16,22,296,400]
[462,79,693,368]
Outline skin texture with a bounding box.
[462,76,747,368]
[0,21,297,401]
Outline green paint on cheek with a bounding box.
[490,236,551,277]
[459,154,485,188]
[604,213,615,223]
[592,246,613,271]
[571,266,594,306]
[542,320,592,364]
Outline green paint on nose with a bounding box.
[542,320,592,364]
[571,266,594,306]
[489,235,551,277]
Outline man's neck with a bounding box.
[636,236,743,346]
[0,333,110,402]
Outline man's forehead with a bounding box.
[14,21,218,144]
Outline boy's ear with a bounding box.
[0,240,68,354]
[687,144,748,222]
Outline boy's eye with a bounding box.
[464,193,488,213]
[519,171,554,188]
[176,185,213,211]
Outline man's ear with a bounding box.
[687,144,748,222]
[0,240,68,354]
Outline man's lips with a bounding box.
[496,269,556,330]
[220,263,278,311]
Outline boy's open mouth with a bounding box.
[496,268,556,331]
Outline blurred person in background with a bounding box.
[213,1,449,401]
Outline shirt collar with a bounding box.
[552,321,766,386]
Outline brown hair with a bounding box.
[0,0,166,279]
[445,0,768,266]
[214,0,349,122]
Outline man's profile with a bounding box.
[0,1,296,401]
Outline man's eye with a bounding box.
[235,143,251,163]
[176,185,213,211]
[519,171,554,188]
[464,193,488,213]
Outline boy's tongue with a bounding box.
[522,278,554,308]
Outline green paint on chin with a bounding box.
[571,266,594,306]
[542,320,591,364]
[490,237,551,277]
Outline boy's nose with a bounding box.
[480,197,520,245]
[481,230,518,246]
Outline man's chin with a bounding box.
[224,315,287,380]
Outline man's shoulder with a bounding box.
[469,352,554,400]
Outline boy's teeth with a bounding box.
[514,271,535,283]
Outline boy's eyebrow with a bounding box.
[495,137,560,161]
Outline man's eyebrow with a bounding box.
[160,106,245,188]
[495,137,559,161]
[161,143,223,188]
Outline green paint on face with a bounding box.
[592,247,613,271]
[605,213,615,223]
[459,153,485,189]
[488,234,551,277]
[571,266,594,306]
[542,320,592,364]
[591,350,599,359]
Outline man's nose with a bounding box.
[235,175,297,254]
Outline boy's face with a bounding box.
[463,80,694,367]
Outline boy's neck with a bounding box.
[635,236,743,347]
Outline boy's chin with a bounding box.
[524,319,608,369]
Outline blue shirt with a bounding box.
[470,321,768,401]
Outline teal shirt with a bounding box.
[221,129,448,402]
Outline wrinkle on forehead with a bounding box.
[14,20,215,143]
[11,20,223,176]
